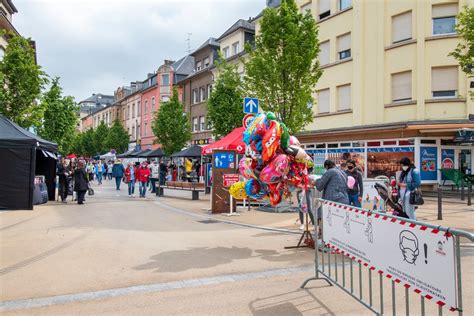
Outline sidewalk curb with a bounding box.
[154,200,301,235]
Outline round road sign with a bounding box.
[243,114,255,128]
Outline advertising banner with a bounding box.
[420,147,438,181]
[206,163,212,187]
[322,201,457,309]
[441,149,455,181]
[361,179,385,212]
[367,147,414,178]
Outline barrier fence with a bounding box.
[301,199,474,316]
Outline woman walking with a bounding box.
[137,162,150,198]
[125,162,137,197]
[73,161,89,205]
[397,157,421,220]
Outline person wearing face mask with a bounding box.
[316,160,349,205]
[344,159,363,207]
[397,157,421,220]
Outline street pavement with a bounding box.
[1,179,473,315]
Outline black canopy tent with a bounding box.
[170,145,202,158]
[0,115,58,210]
[116,149,137,158]
[129,148,151,158]
[143,148,164,158]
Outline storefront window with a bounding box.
[383,140,397,146]
[398,139,414,145]
[327,148,366,174]
[367,147,414,178]
[367,141,381,147]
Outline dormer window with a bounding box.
[204,57,210,68]
[232,42,240,55]
[196,61,202,71]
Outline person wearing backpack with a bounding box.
[345,159,364,207]
[397,157,421,220]
[316,160,349,205]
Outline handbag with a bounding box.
[409,188,424,205]
[88,184,95,196]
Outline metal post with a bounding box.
[342,255,346,288]
[379,273,384,315]
[439,305,443,316]
[369,269,373,307]
[392,281,396,316]
[359,262,362,300]
[350,259,354,294]
[468,184,472,206]
[438,185,443,220]
[335,251,338,282]
[405,287,410,316]
[421,296,425,316]
[456,235,463,316]
[328,248,332,277]
[460,178,465,201]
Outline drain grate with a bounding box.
[197,219,220,224]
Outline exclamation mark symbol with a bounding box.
[424,243,428,264]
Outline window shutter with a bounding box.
[320,41,330,65]
[317,89,330,113]
[392,11,412,43]
[319,0,330,14]
[337,33,351,52]
[337,84,351,111]
[391,71,412,101]
[432,3,458,18]
[431,66,458,92]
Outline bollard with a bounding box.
[437,185,443,220]
[468,184,472,206]
[460,178,465,201]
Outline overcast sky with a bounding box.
[13,0,262,102]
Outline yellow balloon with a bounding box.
[229,181,248,200]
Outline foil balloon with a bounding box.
[259,154,290,184]
[245,179,266,199]
[246,113,267,139]
[229,181,248,200]
[267,182,284,206]
[239,157,257,180]
[285,145,307,160]
[289,136,301,146]
[262,120,282,162]
[280,122,290,150]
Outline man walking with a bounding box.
[112,160,125,190]
[149,160,159,193]
[57,158,71,203]
[345,159,363,207]
[73,161,89,205]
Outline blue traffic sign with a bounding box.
[243,97,259,114]
[214,152,235,169]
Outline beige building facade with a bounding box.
[260,0,473,183]
[0,0,18,59]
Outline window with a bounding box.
[431,66,458,98]
[339,0,351,11]
[391,71,412,102]
[199,116,205,131]
[144,123,147,136]
[337,33,351,60]
[193,89,199,104]
[127,105,130,119]
[318,0,330,19]
[144,99,148,113]
[207,84,213,98]
[232,42,240,55]
[204,57,210,68]
[392,11,412,43]
[223,47,230,58]
[161,74,169,85]
[151,97,155,111]
[301,2,311,13]
[132,126,135,139]
[320,41,330,65]
[432,4,457,35]
[317,88,330,113]
[161,95,170,102]
[337,84,351,111]
[200,87,206,101]
[137,101,140,115]
[132,104,135,118]
[193,117,198,131]
[196,61,202,71]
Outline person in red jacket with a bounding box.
[137,162,151,198]
[124,162,138,197]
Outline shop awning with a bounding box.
[202,127,245,155]
[171,145,202,158]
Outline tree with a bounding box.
[152,88,191,156]
[38,78,78,155]
[0,31,49,129]
[450,6,474,100]
[81,128,96,157]
[70,132,84,156]
[93,121,110,154]
[106,119,129,154]
[244,0,322,134]
[207,56,244,138]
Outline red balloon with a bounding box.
[262,121,282,162]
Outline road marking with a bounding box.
[0,266,313,312]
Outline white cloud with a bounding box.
[12,0,263,101]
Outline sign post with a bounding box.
[223,174,240,217]
[211,150,236,214]
[243,97,259,114]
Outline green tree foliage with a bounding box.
[207,56,244,138]
[38,78,78,155]
[106,119,129,154]
[0,31,49,129]
[70,132,84,156]
[450,6,474,100]
[93,121,110,154]
[244,0,322,134]
[152,88,191,156]
[81,128,96,157]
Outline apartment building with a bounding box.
[121,82,143,150]
[78,93,114,131]
[0,0,17,59]
[280,0,474,183]
[179,38,220,145]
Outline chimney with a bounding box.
[164,59,175,66]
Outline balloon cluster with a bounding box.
[229,112,314,207]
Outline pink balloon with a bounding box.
[239,157,257,180]
[259,154,290,184]
[289,136,300,146]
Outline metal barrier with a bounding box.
[301,199,474,316]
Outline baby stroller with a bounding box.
[374,182,409,219]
